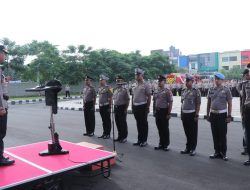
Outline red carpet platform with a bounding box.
[0,140,115,189]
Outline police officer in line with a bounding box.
[82,76,96,137]
[207,72,232,161]
[98,74,113,139]
[0,45,14,166]
[180,75,201,156]
[132,68,151,147]
[242,68,250,165]
[153,75,173,151]
[237,70,248,155]
[113,76,130,143]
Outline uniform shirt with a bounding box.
[83,85,96,103]
[2,75,8,108]
[154,88,173,109]
[113,86,130,106]
[132,81,151,104]
[181,88,201,110]
[99,85,112,105]
[242,81,250,108]
[208,86,232,110]
[0,68,6,109]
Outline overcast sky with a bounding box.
[1,0,249,55]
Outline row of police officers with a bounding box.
[82,68,250,166]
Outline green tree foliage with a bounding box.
[1,38,175,85]
[220,65,242,80]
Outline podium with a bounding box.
[26,80,69,156]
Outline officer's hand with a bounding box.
[146,107,150,114]
[206,115,210,122]
[226,116,232,123]
[194,115,199,122]
[0,108,6,116]
[166,114,171,120]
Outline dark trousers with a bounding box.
[65,91,70,97]
[84,101,95,134]
[99,105,111,135]
[114,105,128,140]
[244,108,250,157]
[182,112,198,151]
[242,117,248,150]
[210,112,227,154]
[0,112,8,158]
[155,108,169,147]
[133,104,148,143]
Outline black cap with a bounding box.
[247,63,250,69]
[84,75,94,80]
[243,69,250,76]
[0,45,8,54]
[116,75,126,84]
[157,75,166,82]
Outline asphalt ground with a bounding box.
[4,103,250,190]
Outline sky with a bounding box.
[1,0,250,55]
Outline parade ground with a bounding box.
[3,100,250,190]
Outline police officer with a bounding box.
[132,68,151,147]
[180,75,201,156]
[0,45,14,166]
[98,75,113,139]
[207,72,232,161]
[82,76,96,137]
[237,71,248,155]
[113,76,130,143]
[153,75,173,151]
[242,68,250,165]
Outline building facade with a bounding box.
[219,51,241,71]
[241,50,250,68]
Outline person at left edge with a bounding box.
[153,75,173,151]
[98,75,113,139]
[82,76,96,137]
[113,75,130,143]
[0,45,15,166]
[180,75,201,156]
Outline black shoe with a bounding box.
[98,135,105,138]
[189,150,196,156]
[133,142,141,146]
[103,135,110,139]
[243,160,250,166]
[209,153,221,159]
[163,147,169,151]
[220,153,228,161]
[154,145,163,150]
[140,142,147,147]
[119,139,127,143]
[241,151,248,155]
[88,133,94,137]
[180,149,190,154]
[0,158,15,166]
[114,138,121,142]
[83,133,89,136]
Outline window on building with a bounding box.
[229,56,237,61]
[242,55,249,61]
[191,63,196,69]
[222,57,229,62]
[222,66,229,70]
